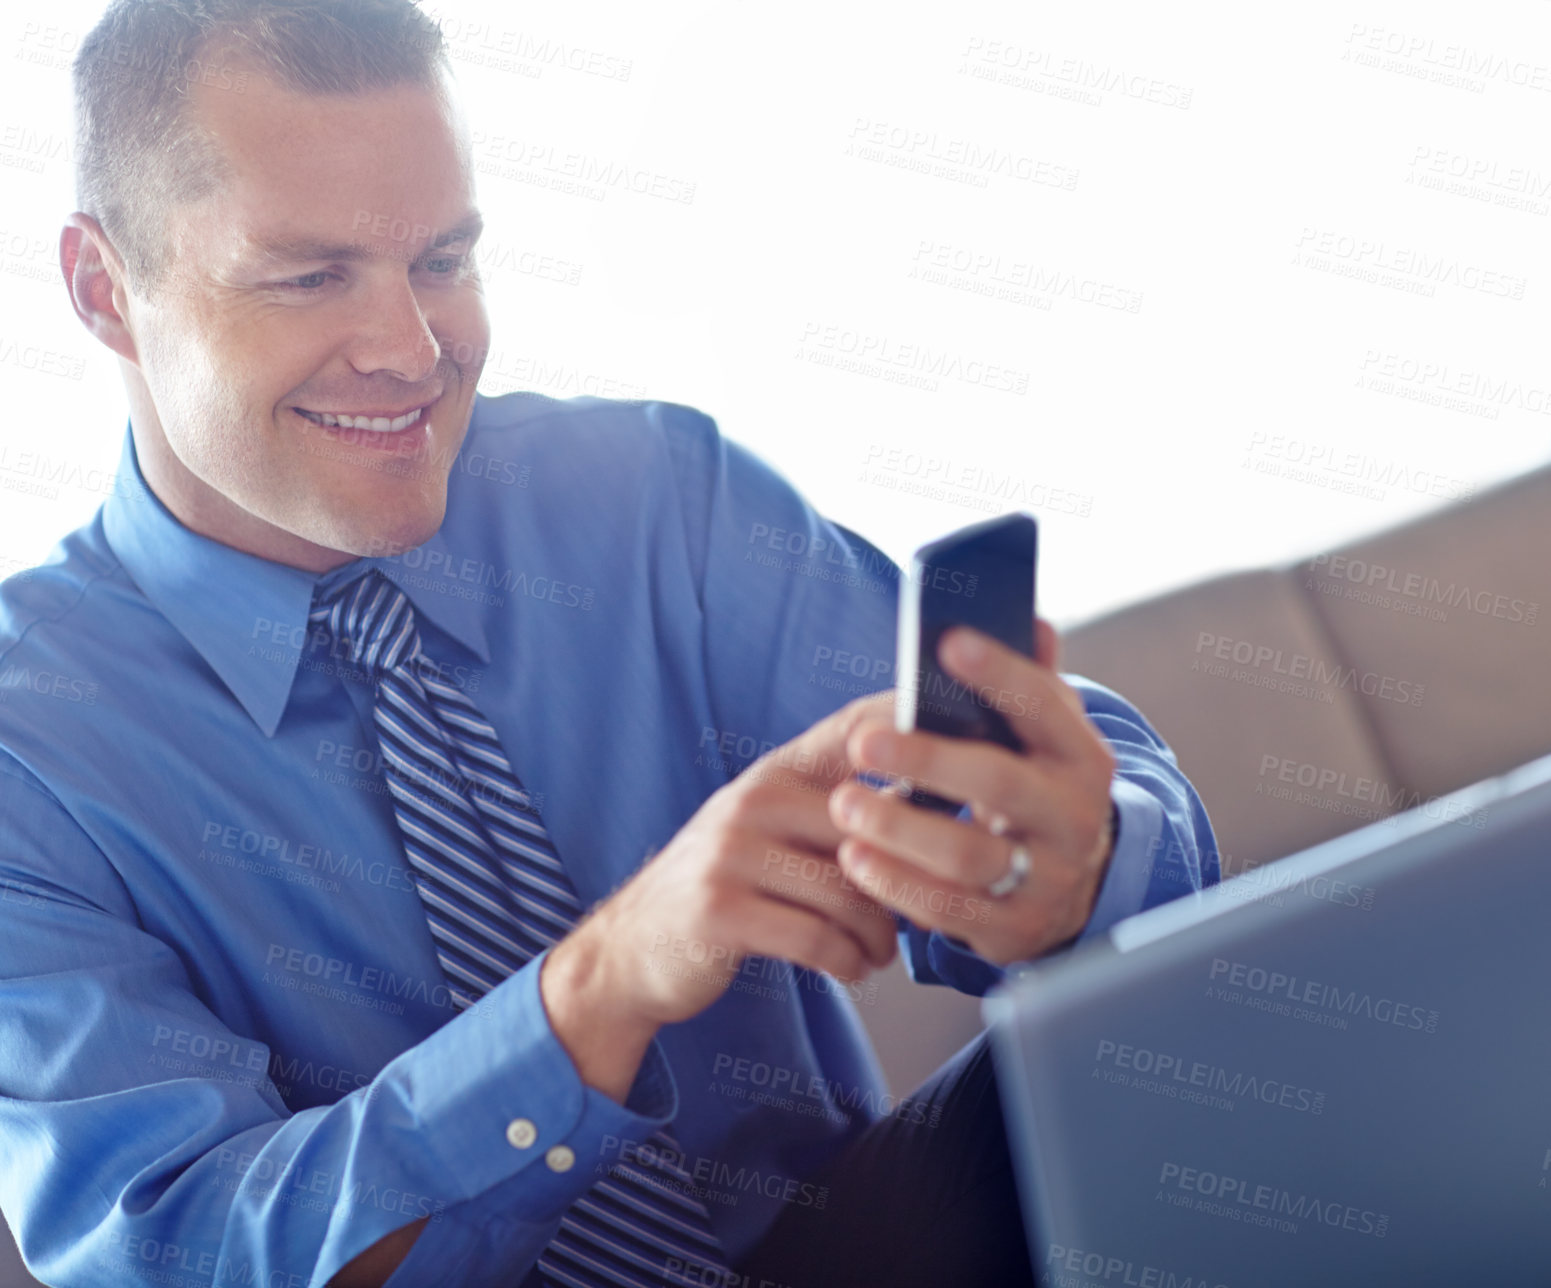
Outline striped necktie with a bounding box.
[309,570,735,1288]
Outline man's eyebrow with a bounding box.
[245,212,485,265]
[429,212,484,250]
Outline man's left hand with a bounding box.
[827,620,1118,966]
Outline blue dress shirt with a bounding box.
[0,393,1217,1286]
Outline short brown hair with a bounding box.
[72,0,450,295]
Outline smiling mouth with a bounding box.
[293,403,433,433]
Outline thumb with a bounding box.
[1035,617,1061,670]
[752,689,898,791]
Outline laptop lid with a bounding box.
[986,755,1551,1288]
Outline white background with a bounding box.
[2,0,1548,627]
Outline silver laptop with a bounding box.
[986,755,1551,1288]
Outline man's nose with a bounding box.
[344,276,441,383]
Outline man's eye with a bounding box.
[421,255,468,275]
[278,271,332,291]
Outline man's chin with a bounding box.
[289,492,447,566]
[339,513,446,563]
[267,432,459,566]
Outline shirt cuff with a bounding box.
[1075,776,1166,943]
[383,947,677,1219]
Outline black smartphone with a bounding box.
[893,511,1038,813]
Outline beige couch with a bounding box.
[859,460,1551,1094]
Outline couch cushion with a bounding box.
[1064,569,1397,873]
[1299,463,1551,803]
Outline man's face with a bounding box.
[121,64,491,569]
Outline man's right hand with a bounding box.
[539,693,901,1102]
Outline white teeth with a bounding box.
[301,406,426,432]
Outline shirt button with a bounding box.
[505,1118,538,1150]
[545,1145,576,1173]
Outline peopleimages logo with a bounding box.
[1193,632,1423,706]
[709,1053,939,1127]
[1158,1162,1389,1238]
[1255,754,1489,831]
[959,38,1194,110]
[1343,24,1551,94]
[1045,1243,1227,1288]
[1359,349,1551,414]
[1094,1040,1326,1115]
[597,1135,828,1210]
[1292,227,1528,299]
[1208,958,1440,1034]
[845,117,1080,191]
[1243,432,1475,501]
[1306,554,1539,625]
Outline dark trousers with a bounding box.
[732,1031,1038,1288]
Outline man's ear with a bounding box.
[60,214,140,366]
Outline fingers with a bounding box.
[843,727,1051,829]
[721,688,907,855]
[744,836,899,968]
[842,656,1116,847]
[936,626,1089,756]
[837,828,1087,965]
[1034,617,1061,670]
[834,835,1001,943]
[723,769,848,855]
[742,897,886,985]
[808,620,1120,965]
[742,689,898,795]
[828,774,1053,887]
[674,692,911,983]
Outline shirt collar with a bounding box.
[101,424,492,738]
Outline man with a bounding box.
[0,2,1216,1285]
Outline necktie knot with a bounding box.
[309,569,421,679]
